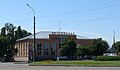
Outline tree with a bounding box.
[113,41,120,54]
[14,26,23,39]
[91,38,109,56]
[1,27,6,36]
[5,23,16,34]
[15,26,32,40]
[0,36,9,58]
[3,23,16,59]
[22,29,32,37]
[77,45,92,57]
[60,38,77,59]
[0,23,31,61]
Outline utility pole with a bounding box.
[27,4,36,62]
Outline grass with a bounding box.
[29,60,120,67]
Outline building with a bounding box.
[14,31,93,61]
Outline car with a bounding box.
[1,56,14,62]
[56,56,68,60]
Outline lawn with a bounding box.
[29,60,120,67]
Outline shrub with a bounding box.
[94,56,120,61]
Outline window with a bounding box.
[44,42,49,50]
[44,51,49,55]
[59,43,62,48]
[37,51,42,55]
[44,42,49,55]
[29,43,33,51]
[51,51,56,55]
[51,42,56,50]
[37,43,42,50]
[51,42,56,55]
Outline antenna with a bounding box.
[57,20,61,61]
[58,20,61,32]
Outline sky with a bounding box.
[0,0,120,46]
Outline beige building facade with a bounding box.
[15,31,93,61]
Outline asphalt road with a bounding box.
[0,62,120,70]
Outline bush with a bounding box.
[94,56,120,61]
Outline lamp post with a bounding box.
[27,4,36,62]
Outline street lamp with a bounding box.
[27,4,36,62]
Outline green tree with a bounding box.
[0,36,9,58]
[15,26,23,39]
[5,23,16,34]
[77,45,92,57]
[4,23,16,58]
[113,41,120,54]
[0,23,31,60]
[60,38,77,59]
[15,26,32,40]
[22,29,32,37]
[91,38,109,56]
[1,23,17,59]
[1,27,6,36]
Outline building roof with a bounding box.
[77,35,90,39]
[17,31,90,41]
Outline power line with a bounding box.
[85,16,120,22]
[38,0,117,19]
[0,0,120,30]
[35,15,120,30]
[9,0,118,23]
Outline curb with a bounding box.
[14,62,28,64]
[29,64,85,67]
[28,64,120,67]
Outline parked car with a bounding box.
[1,56,14,62]
[56,56,68,60]
[103,53,117,56]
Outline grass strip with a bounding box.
[29,60,120,67]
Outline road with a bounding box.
[0,62,120,70]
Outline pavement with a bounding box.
[0,62,120,70]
